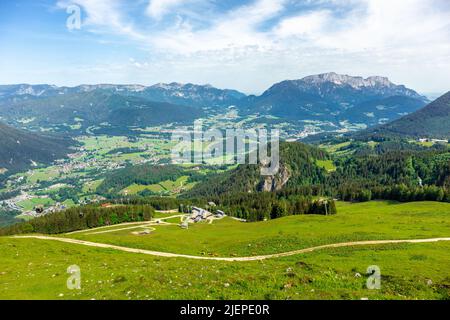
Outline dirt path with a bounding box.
[65,215,186,235]
[11,236,450,262]
[66,221,151,235]
[158,214,188,221]
[86,225,157,235]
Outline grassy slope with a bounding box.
[1,201,449,300]
[1,238,449,300]
[121,176,197,196]
[67,201,450,257]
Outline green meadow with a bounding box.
[17,197,55,211]
[1,201,449,300]
[68,201,450,257]
[315,160,336,173]
[0,238,449,300]
[121,176,197,196]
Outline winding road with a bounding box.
[11,235,450,262]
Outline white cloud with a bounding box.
[274,10,331,39]
[54,0,450,55]
[57,0,145,40]
[147,0,187,19]
[272,0,450,52]
[148,0,287,53]
[51,0,450,93]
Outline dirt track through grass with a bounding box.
[12,235,450,261]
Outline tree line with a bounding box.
[208,192,336,222]
[338,184,449,203]
[0,205,154,236]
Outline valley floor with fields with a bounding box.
[1,201,449,300]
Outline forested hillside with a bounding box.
[184,141,450,203]
[0,122,75,174]
[183,142,330,198]
[328,149,450,201]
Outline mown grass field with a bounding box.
[0,201,449,300]
[319,141,352,154]
[315,160,336,172]
[121,176,197,196]
[26,167,60,184]
[17,197,55,211]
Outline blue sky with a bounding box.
[0,0,449,94]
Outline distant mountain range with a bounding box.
[0,73,433,133]
[0,83,245,109]
[0,121,75,174]
[360,91,450,139]
[0,89,205,133]
[239,72,428,125]
[130,83,246,108]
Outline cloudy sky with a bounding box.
[0,0,449,95]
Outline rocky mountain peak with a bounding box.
[301,72,395,89]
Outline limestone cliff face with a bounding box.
[257,164,290,192]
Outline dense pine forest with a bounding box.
[328,141,450,201]
[0,205,153,236]
[185,141,450,203]
[208,192,336,222]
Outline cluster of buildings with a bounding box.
[180,205,226,229]
[0,192,32,212]
[190,206,225,221]
[60,154,125,174]
[418,138,448,144]
[34,202,68,216]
